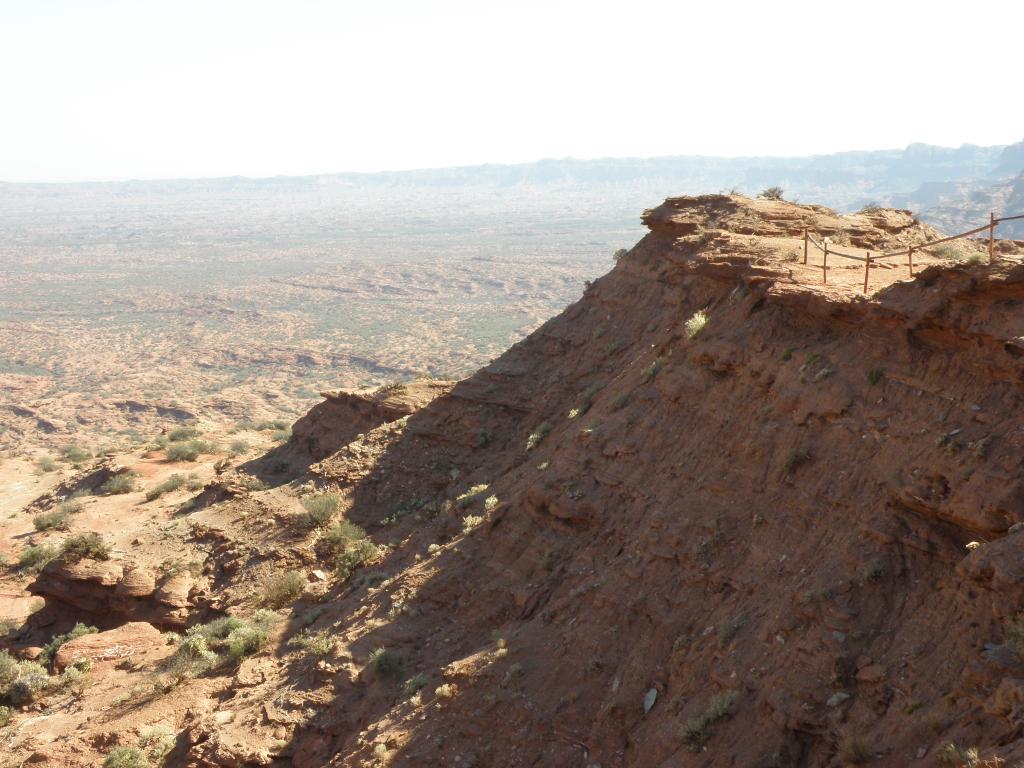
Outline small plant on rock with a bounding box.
[368,647,401,677]
[101,473,136,495]
[302,492,340,528]
[18,544,58,572]
[103,747,149,768]
[263,570,306,608]
[61,533,110,563]
[686,310,708,339]
[33,507,72,532]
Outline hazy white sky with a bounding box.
[1,0,1021,182]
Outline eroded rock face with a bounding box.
[289,381,453,461]
[31,560,201,627]
[54,621,165,670]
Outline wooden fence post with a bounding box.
[990,212,996,264]
[803,227,808,265]
[908,246,914,277]
[864,251,871,294]
[823,240,829,284]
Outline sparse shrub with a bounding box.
[103,747,149,768]
[456,484,489,507]
[165,440,211,462]
[36,456,57,473]
[0,705,10,726]
[0,651,50,704]
[137,726,175,763]
[686,309,708,339]
[165,611,279,680]
[612,393,630,411]
[435,683,454,699]
[781,347,794,361]
[322,520,368,553]
[759,186,784,201]
[228,440,249,456]
[168,425,199,442]
[813,367,834,382]
[403,673,428,696]
[263,570,306,608]
[868,368,884,386]
[61,532,110,563]
[253,419,290,431]
[61,445,91,463]
[57,499,83,515]
[33,507,72,531]
[681,690,738,751]
[18,544,58,572]
[185,474,204,491]
[462,514,484,533]
[337,539,379,581]
[642,357,666,382]
[483,495,498,512]
[270,428,291,443]
[613,248,628,262]
[240,475,267,491]
[287,629,334,657]
[860,203,882,214]
[377,382,406,397]
[525,422,552,451]
[964,252,985,266]
[101,473,136,495]
[41,622,98,668]
[145,473,186,502]
[302,492,340,528]
[368,647,401,677]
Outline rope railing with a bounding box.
[802,211,1024,293]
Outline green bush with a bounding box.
[19,545,58,572]
[57,499,84,515]
[36,457,58,473]
[100,474,136,495]
[682,690,738,751]
[33,507,72,531]
[165,611,279,680]
[0,650,50,704]
[61,533,110,563]
[61,445,91,463]
[254,419,290,431]
[323,520,368,553]
[337,539,379,581]
[759,186,784,201]
[103,747,149,768]
[137,726,175,763]
[0,704,10,726]
[41,623,98,668]
[168,426,199,442]
[368,647,401,677]
[686,309,708,339]
[145,473,186,502]
[165,440,211,462]
[302,492,340,528]
[287,629,334,657]
[263,570,306,608]
[455,484,489,508]
[525,423,552,452]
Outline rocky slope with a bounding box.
[4,195,1024,767]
